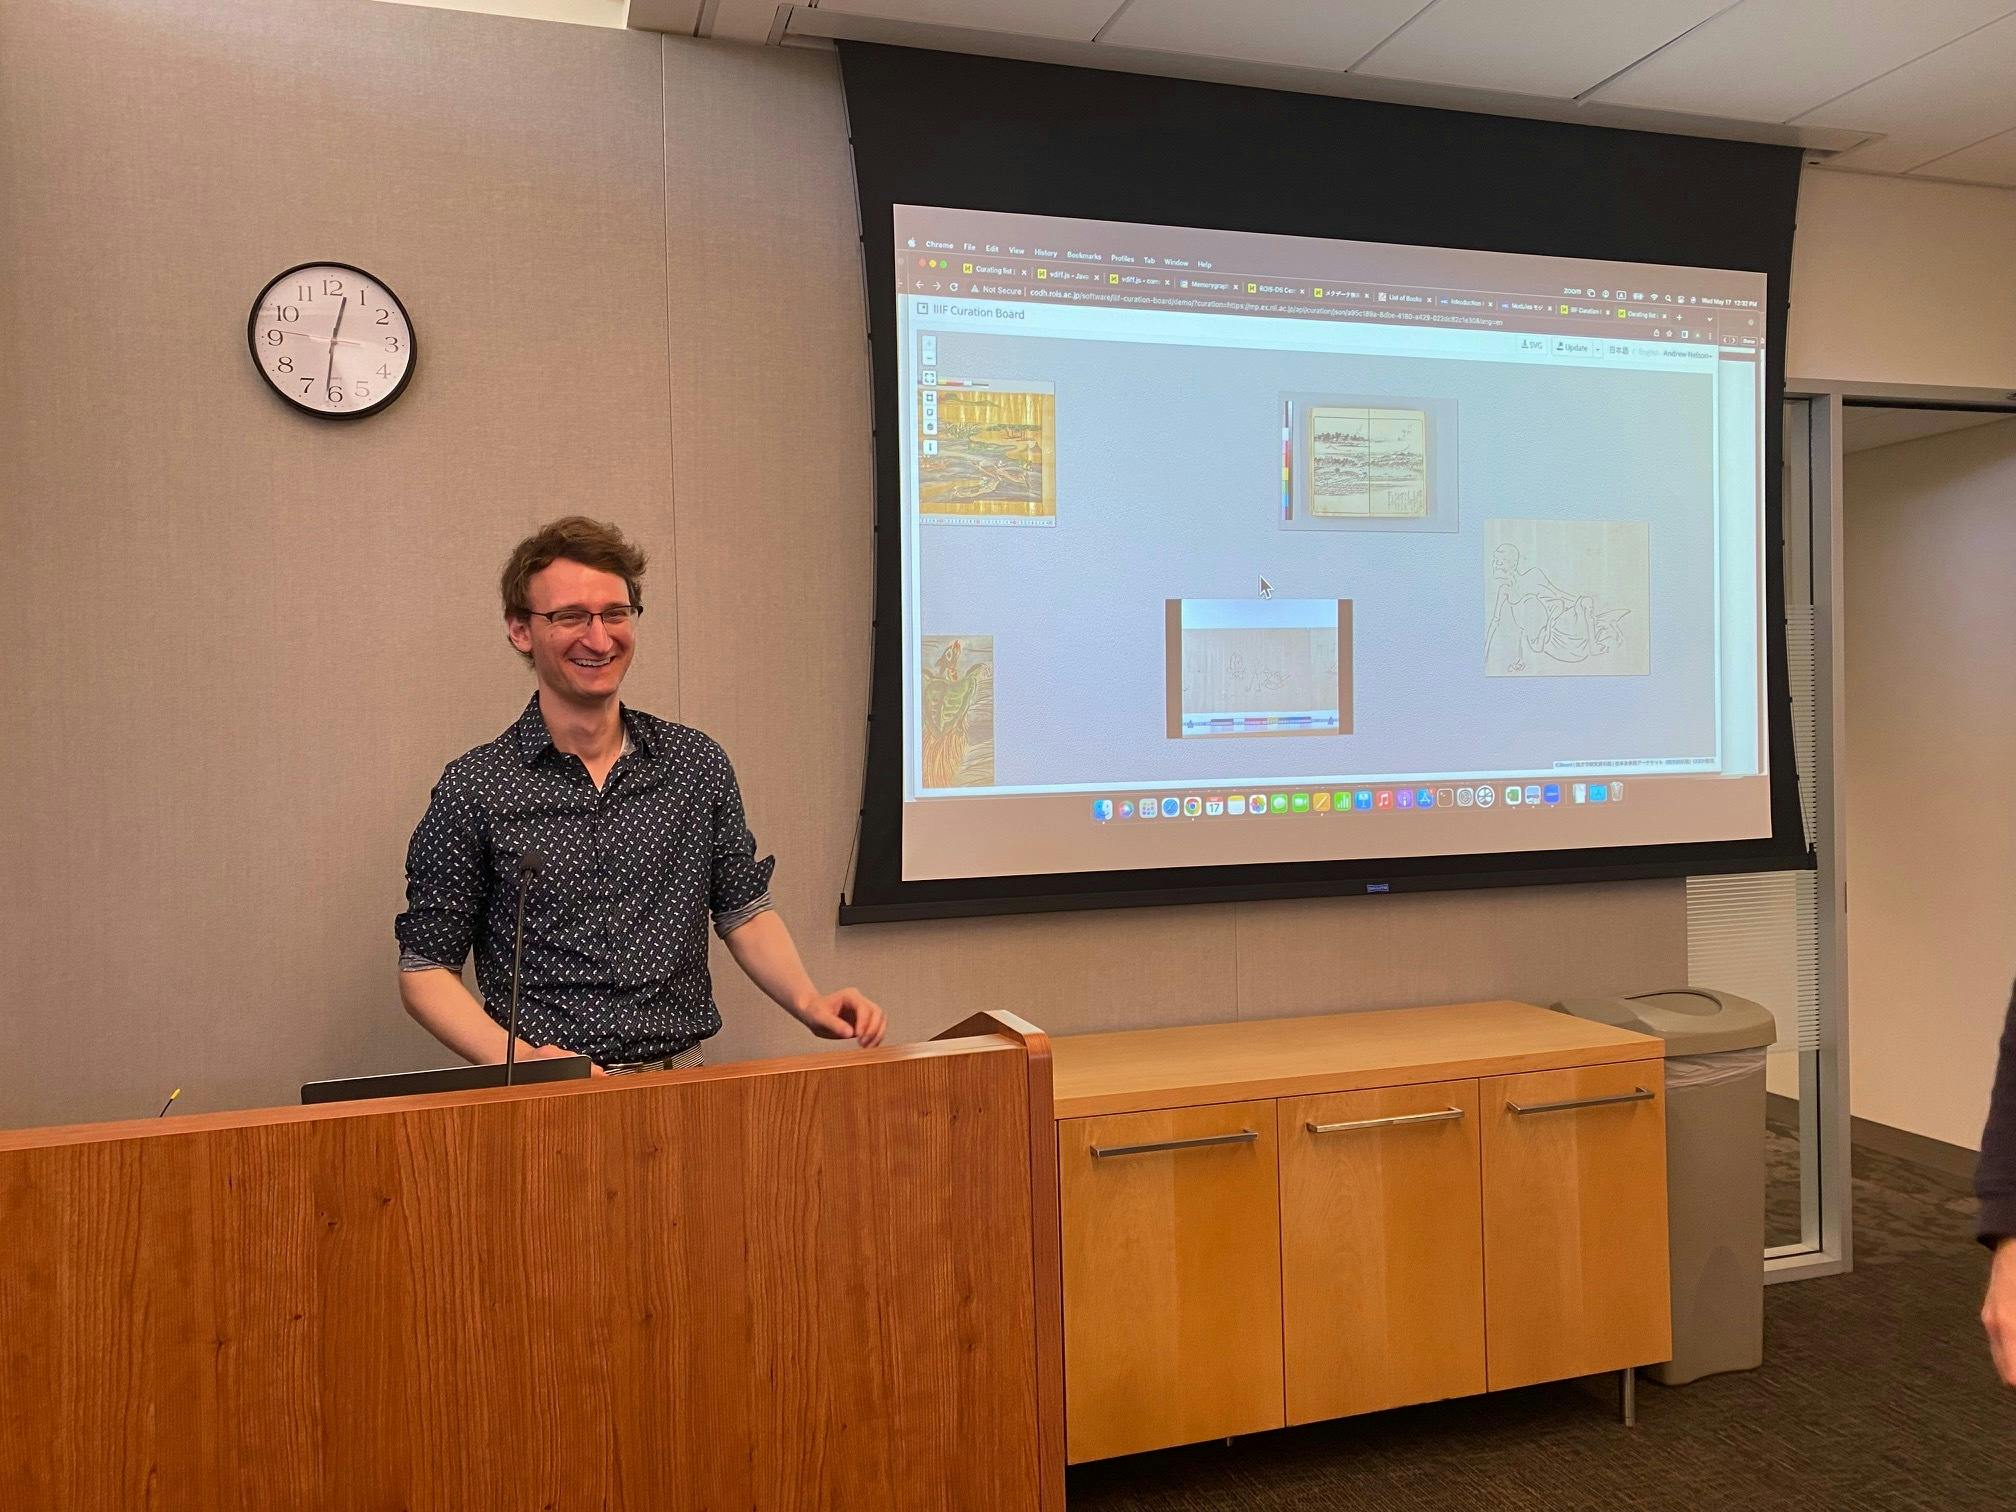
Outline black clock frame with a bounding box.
[247,261,417,421]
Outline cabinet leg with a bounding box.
[1618,1367,1635,1428]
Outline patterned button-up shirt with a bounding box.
[395,695,775,1064]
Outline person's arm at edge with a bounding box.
[1978,977,2016,1385]
[1986,1243,2016,1387]
[722,909,886,1048]
[398,965,587,1069]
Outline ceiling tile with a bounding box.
[1591,0,2014,123]
[1351,0,1728,98]
[1910,124,2016,184]
[813,0,1124,43]
[1800,11,2016,171]
[1099,0,1430,72]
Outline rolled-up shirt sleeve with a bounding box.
[708,751,776,938]
[394,768,489,972]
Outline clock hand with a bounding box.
[324,296,349,397]
[278,329,366,347]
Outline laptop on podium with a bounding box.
[301,1056,594,1105]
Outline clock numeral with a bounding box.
[295,283,316,302]
[355,382,371,400]
[277,355,294,374]
[322,277,344,296]
[299,378,313,395]
[375,309,389,325]
[272,305,301,323]
[263,328,283,346]
[376,365,392,381]
[326,386,344,405]
[384,335,401,352]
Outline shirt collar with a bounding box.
[509,694,656,767]
[620,705,658,759]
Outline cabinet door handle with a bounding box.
[1306,1107,1464,1135]
[1090,1130,1259,1159]
[1506,1087,1654,1116]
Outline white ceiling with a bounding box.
[660,0,2016,187]
[1842,407,2016,453]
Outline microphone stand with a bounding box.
[503,852,544,1085]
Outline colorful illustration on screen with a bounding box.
[918,381,1056,524]
[920,634,996,787]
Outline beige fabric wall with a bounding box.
[0,0,1682,1132]
[1789,168,2016,389]
[0,0,676,1127]
[1843,419,2016,1151]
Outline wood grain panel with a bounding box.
[1481,1061,1673,1390]
[1058,1102,1283,1463]
[1052,1000,1662,1117]
[0,1041,1049,1509]
[1279,1079,1486,1423]
[935,1011,1066,1512]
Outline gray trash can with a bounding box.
[1552,989,1777,1386]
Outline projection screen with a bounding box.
[892,205,1771,884]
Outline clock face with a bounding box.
[248,262,415,419]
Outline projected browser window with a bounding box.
[894,206,1770,882]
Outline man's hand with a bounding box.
[796,988,887,1048]
[1985,1240,2016,1385]
[531,1041,606,1077]
[721,911,889,1048]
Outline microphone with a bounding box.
[503,850,546,1086]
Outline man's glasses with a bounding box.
[523,605,642,633]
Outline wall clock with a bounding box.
[247,262,415,419]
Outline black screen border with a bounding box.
[838,41,1812,925]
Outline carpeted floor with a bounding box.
[1067,1142,2007,1511]
[1768,1122,1807,1250]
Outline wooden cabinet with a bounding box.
[1481,1062,1673,1391]
[1058,1102,1284,1463]
[1278,1079,1486,1423]
[1051,1002,1672,1462]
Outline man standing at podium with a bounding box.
[395,516,885,1072]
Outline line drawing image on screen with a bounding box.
[1483,520,1649,677]
[920,635,995,787]
[1308,405,1428,517]
[1281,393,1458,536]
[1181,631,1336,723]
[1168,597,1352,738]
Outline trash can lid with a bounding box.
[1551,988,1777,1055]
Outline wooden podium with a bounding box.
[0,1014,1065,1511]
